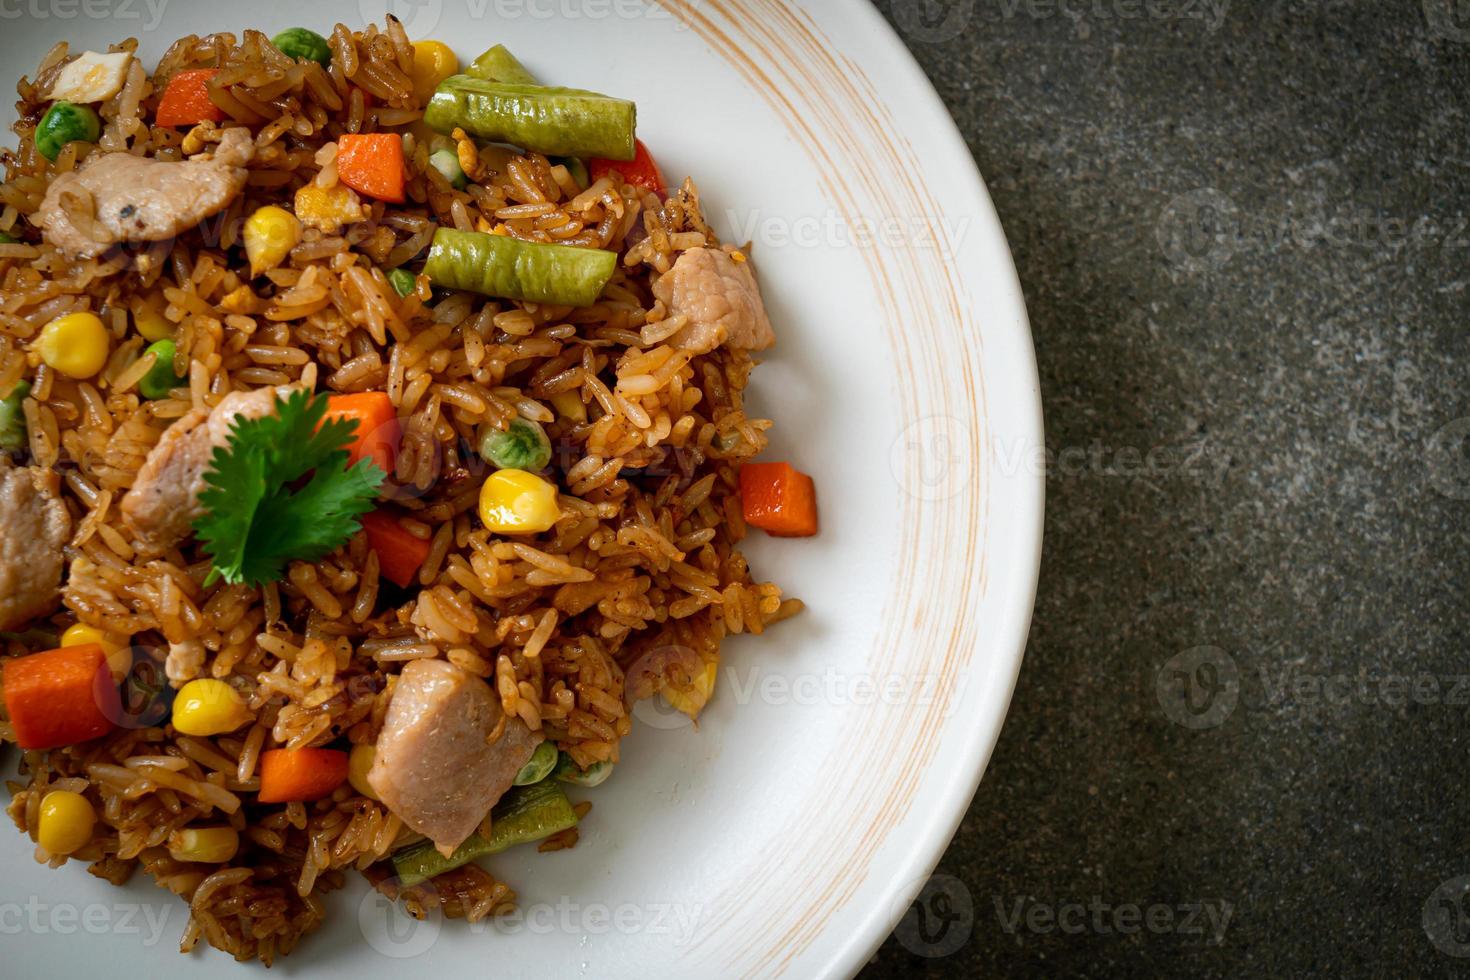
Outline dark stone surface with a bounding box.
[860,1,1470,976]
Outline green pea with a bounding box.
[0,381,30,452]
[387,268,417,298]
[428,147,467,189]
[479,417,552,472]
[35,101,101,162]
[272,28,332,66]
[137,340,185,400]
[513,740,558,786]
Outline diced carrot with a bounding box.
[257,748,349,803]
[323,392,399,475]
[2,644,120,750]
[360,510,432,588]
[336,133,406,204]
[739,462,819,537]
[156,69,224,127]
[589,139,665,197]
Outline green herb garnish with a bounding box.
[194,390,384,586]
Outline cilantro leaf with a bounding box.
[193,390,387,587]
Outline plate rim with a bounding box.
[815,4,1043,976]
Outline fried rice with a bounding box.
[0,19,803,962]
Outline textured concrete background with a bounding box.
[860,0,1470,976]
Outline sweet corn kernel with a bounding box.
[348,743,379,800]
[410,41,459,103]
[479,469,561,534]
[37,790,95,856]
[171,678,252,736]
[663,659,718,719]
[168,826,239,864]
[62,623,132,680]
[180,125,209,156]
[36,312,110,379]
[549,390,587,424]
[132,301,173,342]
[294,184,367,233]
[243,205,302,277]
[218,284,260,314]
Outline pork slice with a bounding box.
[651,246,776,354]
[38,128,255,260]
[367,658,540,855]
[120,386,285,554]
[0,467,71,630]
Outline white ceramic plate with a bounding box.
[0,2,1041,976]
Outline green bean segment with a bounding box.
[553,750,613,787]
[466,44,539,85]
[424,75,636,161]
[513,740,558,786]
[0,381,30,452]
[390,780,578,886]
[423,227,616,307]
